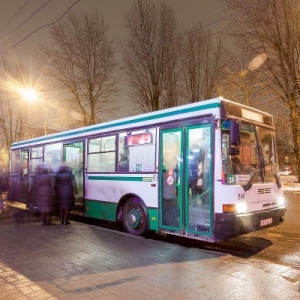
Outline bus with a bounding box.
[9,98,286,242]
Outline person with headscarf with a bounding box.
[55,162,78,225]
[31,162,55,225]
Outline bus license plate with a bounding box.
[260,218,273,227]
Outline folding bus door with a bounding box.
[63,142,84,213]
[159,124,213,237]
[8,149,29,204]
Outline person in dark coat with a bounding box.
[0,171,8,193]
[32,163,55,225]
[55,163,78,225]
[0,170,8,212]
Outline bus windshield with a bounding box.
[221,120,279,187]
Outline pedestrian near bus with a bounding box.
[0,170,8,212]
[55,162,78,225]
[31,163,55,225]
[0,170,8,193]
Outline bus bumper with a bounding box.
[214,206,286,241]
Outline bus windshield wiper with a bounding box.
[257,145,265,182]
[243,170,256,191]
[272,168,281,188]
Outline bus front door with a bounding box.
[160,124,212,237]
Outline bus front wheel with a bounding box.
[122,198,148,236]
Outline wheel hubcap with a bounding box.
[127,208,140,229]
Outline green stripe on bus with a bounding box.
[88,175,153,182]
[85,200,116,221]
[11,102,220,147]
[85,200,158,231]
[148,208,158,231]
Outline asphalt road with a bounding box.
[247,193,300,267]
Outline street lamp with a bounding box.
[18,87,37,102]
[18,87,50,136]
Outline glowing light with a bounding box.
[18,88,38,102]
[236,202,247,214]
[248,53,267,71]
[278,196,285,207]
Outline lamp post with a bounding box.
[44,110,48,135]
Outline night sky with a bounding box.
[0,0,227,117]
[0,0,226,60]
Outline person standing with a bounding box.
[0,170,8,194]
[55,163,78,225]
[0,170,8,212]
[32,163,55,225]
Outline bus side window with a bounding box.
[119,151,129,172]
[118,129,156,173]
[118,133,129,173]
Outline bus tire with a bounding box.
[122,197,148,236]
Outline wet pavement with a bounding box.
[0,203,300,299]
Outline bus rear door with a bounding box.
[8,149,29,204]
[63,141,84,214]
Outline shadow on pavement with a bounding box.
[152,232,273,259]
[1,202,273,260]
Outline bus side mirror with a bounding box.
[229,120,240,155]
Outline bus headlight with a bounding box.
[223,202,247,214]
[278,196,285,207]
[236,202,247,214]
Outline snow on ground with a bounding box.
[280,175,300,194]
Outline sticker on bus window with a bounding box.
[136,164,142,172]
[236,174,250,185]
[167,176,174,185]
[226,174,236,184]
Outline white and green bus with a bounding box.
[9,98,286,242]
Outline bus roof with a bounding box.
[10,98,273,149]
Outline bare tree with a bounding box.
[217,50,267,107]
[36,11,118,127]
[0,58,29,166]
[275,112,295,172]
[123,0,180,112]
[226,0,300,181]
[180,23,228,103]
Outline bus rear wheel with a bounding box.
[122,198,148,236]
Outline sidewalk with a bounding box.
[0,206,299,299]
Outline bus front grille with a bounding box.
[258,188,271,194]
